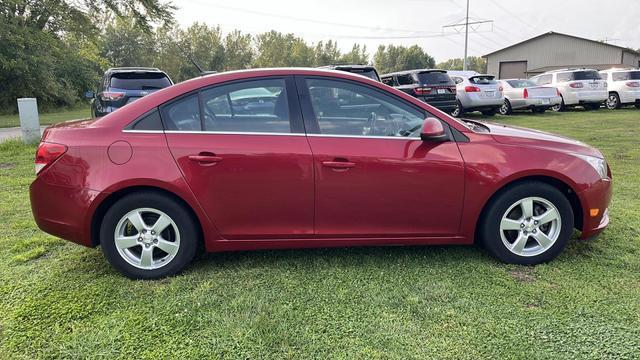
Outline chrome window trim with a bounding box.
[122,130,165,134]
[121,130,421,140]
[164,130,305,136]
[306,133,419,140]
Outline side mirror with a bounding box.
[84,90,95,99]
[420,117,448,142]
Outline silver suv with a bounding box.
[599,68,640,109]
[448,71,504,116]
[530,69,607,111]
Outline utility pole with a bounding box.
[443,1,493,71]
[463,0,470,71]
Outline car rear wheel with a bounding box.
[551,98,565,112]
[479,182,574,265]
[451,100,463,117]
[606,93,621,110]
[101,191,199,279]
[499,99,512,115]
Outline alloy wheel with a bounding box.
[499,197,562,257]
[114,207,181,270]
[606,94,619,110]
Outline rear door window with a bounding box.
[535,74,553,85]
[396,74,415,86]
[381,76,395,86]
[557,73,573,82]
[162,94,201,131]
[110,72,172,90]
[200,78,291,133]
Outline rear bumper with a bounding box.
[460,95,503,110]
[30,177,101,247]
[578,178,612,240]
[563,91,607,105]
[510,96,562,109]
[423,99,457,112]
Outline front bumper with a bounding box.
[578,178,612,239]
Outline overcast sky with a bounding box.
[174,0,640,62]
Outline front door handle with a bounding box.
[188,153,223,165]
[322,160,356,169]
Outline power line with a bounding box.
[442,0,493,70]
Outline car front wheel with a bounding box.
[606,93,621,110]
[101,191,199,279]
[479,182,574,265]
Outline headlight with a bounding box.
[574,154,608,179]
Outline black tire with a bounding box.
[481,108,498,116]
[100,191,199,279]
[451,100,464,117]
[551,97,565,112]
[499,99,512,115]
[478,181,574,265]
[606,93,621,110]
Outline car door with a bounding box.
[162,76,314,239]
[296,76,465,237]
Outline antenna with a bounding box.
[442,0,494,70]
[176,42,211,75]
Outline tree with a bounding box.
[100,16,157,67]
[436,56,487,73]
[314,40,341,66]
[339,44,369,65]
[223,30,254,71]
[175,23,225,79]
[373,45,435,74]
[253,31,314,67]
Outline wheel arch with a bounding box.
[474,174,584,243]
[90,185,205,248]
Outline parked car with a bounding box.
[31,68,612,279]
[380,69,457,114]
[448,73,504,116]
[498,79,562,115]
[530,69,607,111]
[319,64,380,82]
[86,67,173,118]
[599,68,640,109]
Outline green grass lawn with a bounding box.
[0,105,90,128]
[1,108,639,359]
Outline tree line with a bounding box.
[0,0,486,112]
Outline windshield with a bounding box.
[572,71,602,81]
[469,76,497,85]
[613,71,640,81]
[417,72,453,85]
[110,72,172,90]
[507,79,537,88]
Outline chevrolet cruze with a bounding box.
[30,68,612,279]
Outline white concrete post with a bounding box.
[17,98,40,144]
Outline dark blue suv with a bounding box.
[86,67,173,118]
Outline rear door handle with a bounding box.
[322,160,356,169]
[188,153,223,164]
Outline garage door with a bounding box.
[499,61,527,79]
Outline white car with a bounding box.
[599,68,640,109]
[530,69,607,111]
[448,72,504,116]
[498,79,562,115]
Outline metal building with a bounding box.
[483,31,640,79]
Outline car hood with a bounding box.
[480,121,603,158]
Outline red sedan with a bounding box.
[30,68,612,279]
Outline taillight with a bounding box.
[98,91,125,102]
[626,81,640,88]
[413,87,432,95]
[556,88,561,96]
[35,142,67,174]
[523,88,529,99]
[464,86,481,92]
[498,86,504,92]
[569,82,584,89]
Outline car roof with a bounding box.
[106,67,165,74]
[599,67,638,72]
[381,69,447,77]
[319,64,375,70]
[540,68,598,74]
